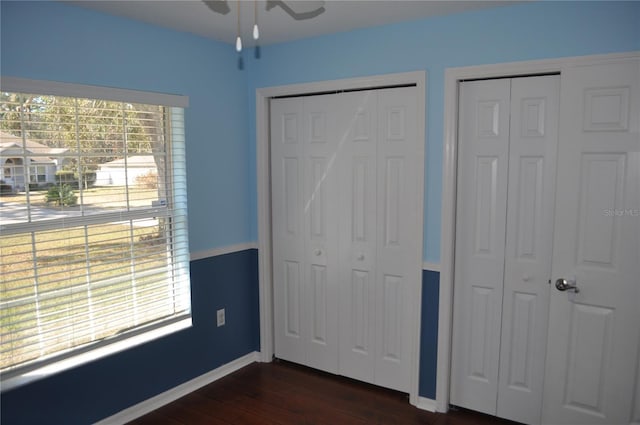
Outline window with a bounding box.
[0,79,190,381]
[29,166,46,183]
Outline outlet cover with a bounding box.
[216,308,225,327]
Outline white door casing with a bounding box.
[271,86,423,394]
[541,57,640,425]
[258,71,425,406]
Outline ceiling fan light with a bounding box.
[253,23,260,40]
[236,36,243,52]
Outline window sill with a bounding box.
[0,317,192,393]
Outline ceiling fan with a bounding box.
[203,0,325,52]
[203,0,326,21]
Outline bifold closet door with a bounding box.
[451,78,511,415]
[337,87,420,392]
[337,91,379,384]
[451,75,560,425]
[271,87,420,393]
[497,75,559,425]
[271,94,341,374]
[373,87,420,392]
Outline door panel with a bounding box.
[284,260,301,337]
[303,95,340,373]
[338,92,378,383]
[473,156,499,255]
[498,75,559,424]
[576,154,625,267]
[468,285,494,381]
[272,98,306,365]
[383,157,403,246]
[505,291,536,388]
[382,274,403,361]
[451,79,511,415]
[563,302,613,414]
[374,87,419,392]
[542,58,640,425]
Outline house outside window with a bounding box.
[0,80,190,385]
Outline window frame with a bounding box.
[0,77,191,391]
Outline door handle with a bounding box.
[555,278,579,293]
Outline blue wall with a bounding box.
[245,0,640,263]
[2,0,639,422]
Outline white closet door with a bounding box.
[373,87,420,392]
[302,94,341,373]
[338,91,379,383]
[542,58,640,425]
[451,79,511,414]
[272,87,421,393]
[497,75,559,424]
[272,98,307,365]
[272,94,341,372]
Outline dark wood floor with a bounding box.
[128,360,522,425]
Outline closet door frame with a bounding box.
[439,51,640,414]
[256,71,427,406]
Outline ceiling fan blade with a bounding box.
[203,0,231,15]
[266,0,325,20]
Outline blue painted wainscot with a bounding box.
[420,269,440,400]
[0,250,260,425]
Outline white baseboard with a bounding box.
[95,351,260,425]
[416,396,437,412]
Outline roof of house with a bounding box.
[0,131,68,156]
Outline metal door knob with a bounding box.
[314,249,322,256]
[357,253,365,261]
[555,278,579,293]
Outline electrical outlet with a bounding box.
[216,308,225,327]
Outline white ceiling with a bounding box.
[71,0,518,47]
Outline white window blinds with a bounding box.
[0,87,190,377]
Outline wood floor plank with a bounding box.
[200,379,369,425]
[247,362,428,424]
[184,392,284,425]
[129,409,183,425]
[127,361,522,425]
[160,399,233,425]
